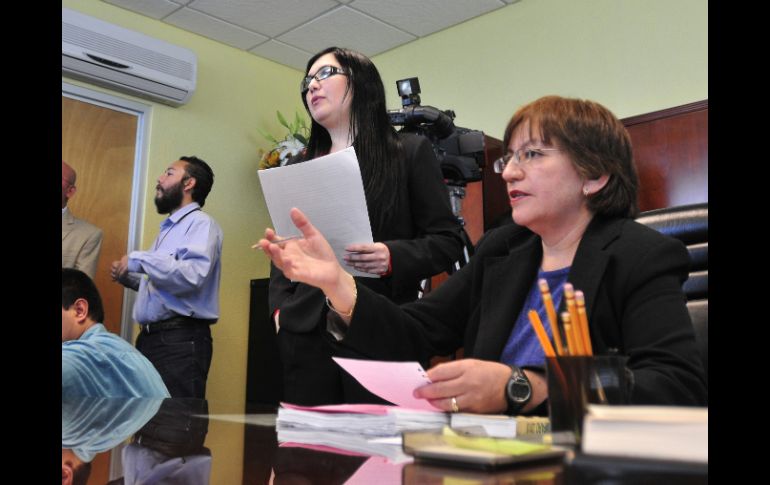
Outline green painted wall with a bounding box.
[373,0,707,140]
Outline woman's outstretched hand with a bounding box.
[258,208,357,321]
[258,208,342,290]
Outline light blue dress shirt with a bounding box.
[123,444,212,484]
[127,202,223,324]
[62,397,163,462]
[62,324,171,398]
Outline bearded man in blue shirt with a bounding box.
[110,156,223,398]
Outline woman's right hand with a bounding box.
[258,208,351,299]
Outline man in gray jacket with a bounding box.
[62,160,103,279]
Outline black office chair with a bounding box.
[636,202,708,382]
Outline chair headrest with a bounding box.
[635,202,707,246]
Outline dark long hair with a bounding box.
[301,47,404,230]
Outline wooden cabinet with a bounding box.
[246,278,282,405]
[622,100,708,211]
[451,134,507,246]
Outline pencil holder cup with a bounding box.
[545,355,631,445]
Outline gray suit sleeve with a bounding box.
[76,227,104,279]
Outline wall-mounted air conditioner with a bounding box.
[62,8,197,107]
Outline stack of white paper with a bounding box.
[276,403,446,464]
[277,428,412,463]
[277,403,447,437]
[276,357,449,462]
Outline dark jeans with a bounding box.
[136,321,213,398]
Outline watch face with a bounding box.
[508,377,532,402]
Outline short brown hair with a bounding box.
[502,96,639,218]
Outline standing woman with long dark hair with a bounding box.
[268,47,465,405]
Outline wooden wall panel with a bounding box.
[462,181,484,245]
[480,135,507,232]
[623,100,708,212]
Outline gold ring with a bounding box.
[450,396,459,413]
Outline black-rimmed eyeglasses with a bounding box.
[300,65,348,94]
[493,147,561,173]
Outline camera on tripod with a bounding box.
[388,77,484,273]
[387,77,485,187]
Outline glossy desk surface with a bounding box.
[62,398,707,484]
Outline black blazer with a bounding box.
[343,215,708,406]
[270,133,466,333]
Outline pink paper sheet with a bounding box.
[332,357,441,411]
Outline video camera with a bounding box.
[387,77,485,186]
[387,78,483,272]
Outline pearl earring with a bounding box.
[583,187,590,196]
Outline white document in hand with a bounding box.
[257,146,376,278]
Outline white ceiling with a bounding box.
[102,0,521,71]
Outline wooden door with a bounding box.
[62,96,137,485]
[62,96,137,334]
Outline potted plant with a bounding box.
[257,110,309,170]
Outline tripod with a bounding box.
[418,182,475,298]
[446,183,475,273]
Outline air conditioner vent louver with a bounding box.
[62,7,197,107]
[62,23,193,81]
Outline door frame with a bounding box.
[62,81,152,343]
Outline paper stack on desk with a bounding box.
[277,358,448,461]
[276,403,445,463]
[278,402,447,437]
[277,358,558,464]
[278,429,414,464]
[276,357,447,436]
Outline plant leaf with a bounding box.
[294,111,304,132]
[256,126,279,144]
[277,110,290,129]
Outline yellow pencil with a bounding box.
[575,290,594,356]
[527,310,556,358]
[561,311,578,356]
[563,284,586,356]
[539,279,565,355]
